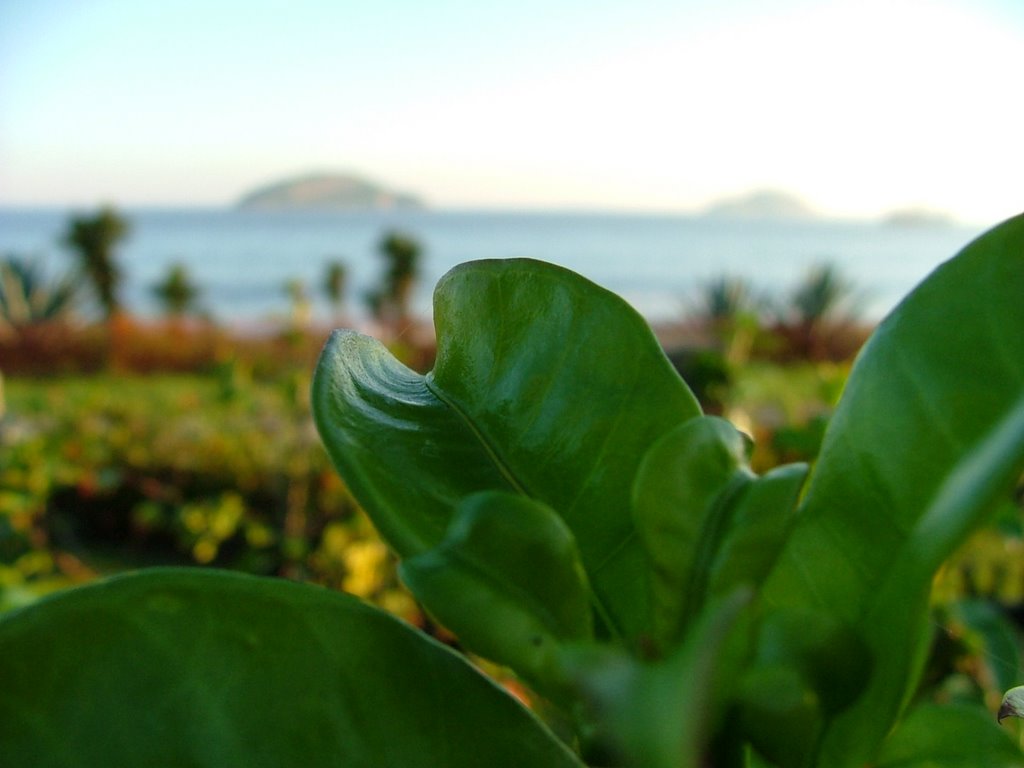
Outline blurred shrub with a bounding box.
[0,255,79,337]
[723,361,848,471]
[666,347,732,414]
[0,373,416,619]
[151,262,202,318]
[919,492,1024,713]
[0,319,382,378]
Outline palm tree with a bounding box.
[152,262,201,318]
[368,230,421,326]
[786,263,861,359]
[695,275,756,323]
[791,264,852,326]
[322,260,348,323]
[690,275,761,366]
[63,207,129,319]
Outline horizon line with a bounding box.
[0,201,985,227]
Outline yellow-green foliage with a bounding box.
[0,373,412,618]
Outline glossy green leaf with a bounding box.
[633,416,806,651]
[0,569,584,768]
[562,588,752,768]
[735,664,822,768]
[313,258,701,643]
[400,491,593,693]
[706,463,807,601]
[762,214,1024,767]
[746,750,782,768]
[877,702,1024,767]
[312,331,512,553]
[633,417,749,648]
[737,611,871,767]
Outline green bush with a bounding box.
[0,373,413,618]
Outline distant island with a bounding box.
[879,207,956,228]
[236,172,425,211]
[701,189,817,220]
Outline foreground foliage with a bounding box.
[2,215,1023,766]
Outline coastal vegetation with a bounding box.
[365,229,423,329]
[0,255,78,336]
[322,260,348,323]
[62,207,130,320]
[0,210,1022,766]
[151,262,202,319]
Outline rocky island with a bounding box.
[701,189,817,220]
[236,172,425,210]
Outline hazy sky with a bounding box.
[2,0,1022,221]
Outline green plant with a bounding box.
[690,275,762,366]
[62,207,129,320]
[323,259,348,321]
[365,229,422,327]
[0,255,79,336]
[789,263,856,327]
[0,372,387,589]
[2,215,1024,766]
[151,261,201,318]
[778,262,863,360]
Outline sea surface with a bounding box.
[0,207,988,327]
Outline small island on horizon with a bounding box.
[227,174,964,227]
[698,189,960,227]
[701,189,818,220]
[236,172,425,211]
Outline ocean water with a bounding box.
[0,207,988,327]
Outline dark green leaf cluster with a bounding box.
[309,214,1024,766]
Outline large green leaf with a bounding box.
[562,588,752,768]
[762,214,1024,766]
[313,258,701,643]
[876,702,1024,768]
[736,610,871,767]
[0,569,584,768]
[632,416,807,652]
[400,491,593,694]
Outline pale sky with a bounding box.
[1,0,1022,222]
